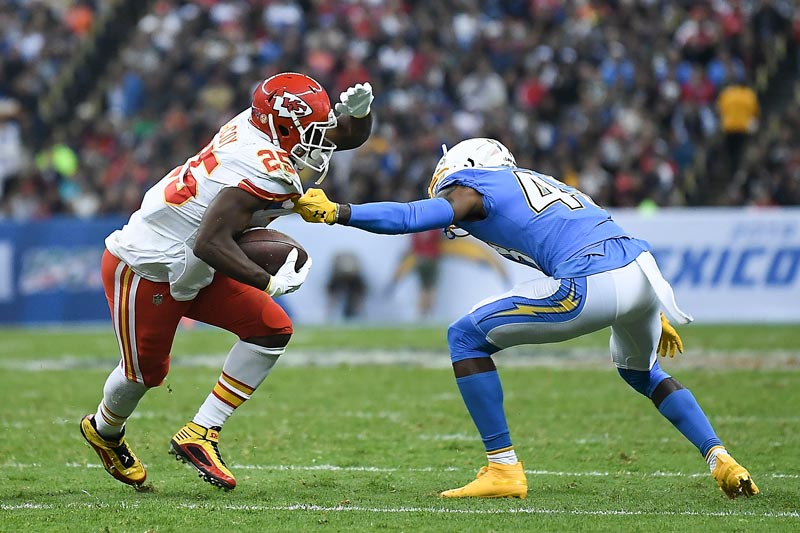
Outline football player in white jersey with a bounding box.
[79,72,374,490]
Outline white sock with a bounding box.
[94,365,148,438]
[487,447,519,465]
[192,341,283,429]
[706,446,729,472]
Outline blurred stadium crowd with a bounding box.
[1,0,799,220]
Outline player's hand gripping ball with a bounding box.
[237,228,309,275]
[237,229,312,297]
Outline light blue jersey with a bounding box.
[433,167,650,278]
[344,159,721,471]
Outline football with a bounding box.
[237,228,309,275]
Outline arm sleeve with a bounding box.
[345,197,454,235]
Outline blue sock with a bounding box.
[657,389,722,457]
[455,370,511,451]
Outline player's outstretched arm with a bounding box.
[328,82,373,151]
[194,187,275,290]
[293,185,485,235]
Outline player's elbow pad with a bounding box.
[347,198,454,234]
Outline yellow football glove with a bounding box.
[658,313,684,358]
[293,188,339,224]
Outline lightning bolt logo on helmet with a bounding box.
[428,138,516,198]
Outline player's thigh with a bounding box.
[101,250,187,385]
[467,274,618,350]
[186,274,293,339]
[608,260,662,370]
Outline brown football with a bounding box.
[237,228,309,275]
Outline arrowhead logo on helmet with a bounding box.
[271,92,312,119]
[250,72,338,184]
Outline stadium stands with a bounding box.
[1,0,798,219]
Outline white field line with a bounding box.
[2,349,800,371]
[188,503,800,518]
[1,502,798,519]
[7,411,800,428]
[3,462,799,480]
[8,410,800,428]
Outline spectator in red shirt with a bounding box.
[411,229,444,318]
[681,66,715,106]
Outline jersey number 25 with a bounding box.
[164,142,220,206]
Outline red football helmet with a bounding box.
[251,72,337,182]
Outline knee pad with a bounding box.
[258,303,293,337]
[617,360,671,398]
[447,315,498,363]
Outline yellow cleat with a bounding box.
[169,422,236,490]
[441,462,528,499]
[80,415,146,486]
[711,452,759,499]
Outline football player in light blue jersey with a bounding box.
[293,138,758,500]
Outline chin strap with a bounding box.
[265,114,280,146]
[444,225,470,239]
[314,156,330,184]
[294,148,331,184]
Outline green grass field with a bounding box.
[1,324,799,532]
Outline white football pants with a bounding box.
[466,252,691,371]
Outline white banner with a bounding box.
[272,208,800,325]
[0,241,12,303]
[612,208,800,323]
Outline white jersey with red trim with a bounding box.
[105,110,303,301]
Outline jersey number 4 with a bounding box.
[514,170,594,213]
[164,142,220,206]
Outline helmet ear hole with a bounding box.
[278,125,289,136]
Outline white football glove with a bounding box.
[334,82,374,118]
[265,248,313,297]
